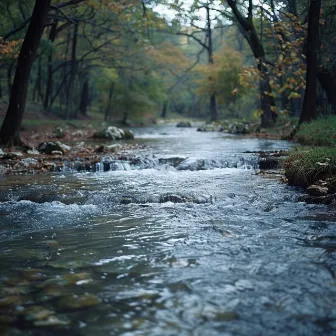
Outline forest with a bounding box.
[0,1,336,335]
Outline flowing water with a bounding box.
[0,125,335,336]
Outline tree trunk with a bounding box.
[227,0,276,126]
[104,82,114,121]
[79,77,89,116]
[299,0,321,124]
[317,68,336,114]
[161,100,168,119]
[0,0,51,146]
[206,5,218,121]
[44,21,58,113]
[7,63,13,97]
[65,23,78,119]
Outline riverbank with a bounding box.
[284,116,336,205]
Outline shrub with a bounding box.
[285,147,336,187]
[296,116,336,146]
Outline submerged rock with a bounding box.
[176,158,206,171]
[56,293,102,310]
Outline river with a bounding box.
[0,125,335,335]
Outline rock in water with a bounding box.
[306,185,329,196]
[176,121,192,127]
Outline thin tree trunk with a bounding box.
[79,76,89,116]
[65,23,78,119]
[44,21,58,113]
[161,100,168,118]
[104,82,114,121]
[206,5,217,121]
[0,0,51,146]
[299,0,321,124]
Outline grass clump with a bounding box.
[285,147,336,188]
[296,116,336,146]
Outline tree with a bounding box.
[299,0,321,124]
[226,0,277,127]
[0,0,51,146]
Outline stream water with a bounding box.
[0,125,335,336]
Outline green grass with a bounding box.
[296,116,336,146]
[285,147,336,188]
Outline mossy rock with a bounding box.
[93,126,134,140]
[38,142,64,155]
[176,121,192,127]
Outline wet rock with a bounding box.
[34,315,70,327]
[176,158,205,171]
[158,157,185,167]
[298,194,336,205]
[120,195,137,204]
[0,296,23,307]
[160,194,192,203]
[92,126,134,140]
[39,272,92,288]
[19,306,54,321]
[259,157,281,170]
[197,123,223,132]
[56,294,102,310]
[38,142,64,155]
[306,185,329,196]
[176,121,192,127]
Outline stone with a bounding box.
[93,126,134,140]
[197,123,223,132]
[58,142,71,153]
[52,127,65,139]
[176,158,206,171]
[27,149,40,155]
[176,121,192,127]
[9,152,24,158]
[38,142,64,155]
[106,144,122,152]
[306,185,329,196]
[72,130,84,137]
[227,122,250,134]
[51,150,63,155]
[56,294,102,310]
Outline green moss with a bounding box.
[296,116,336,146]
[285,147,336,188]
